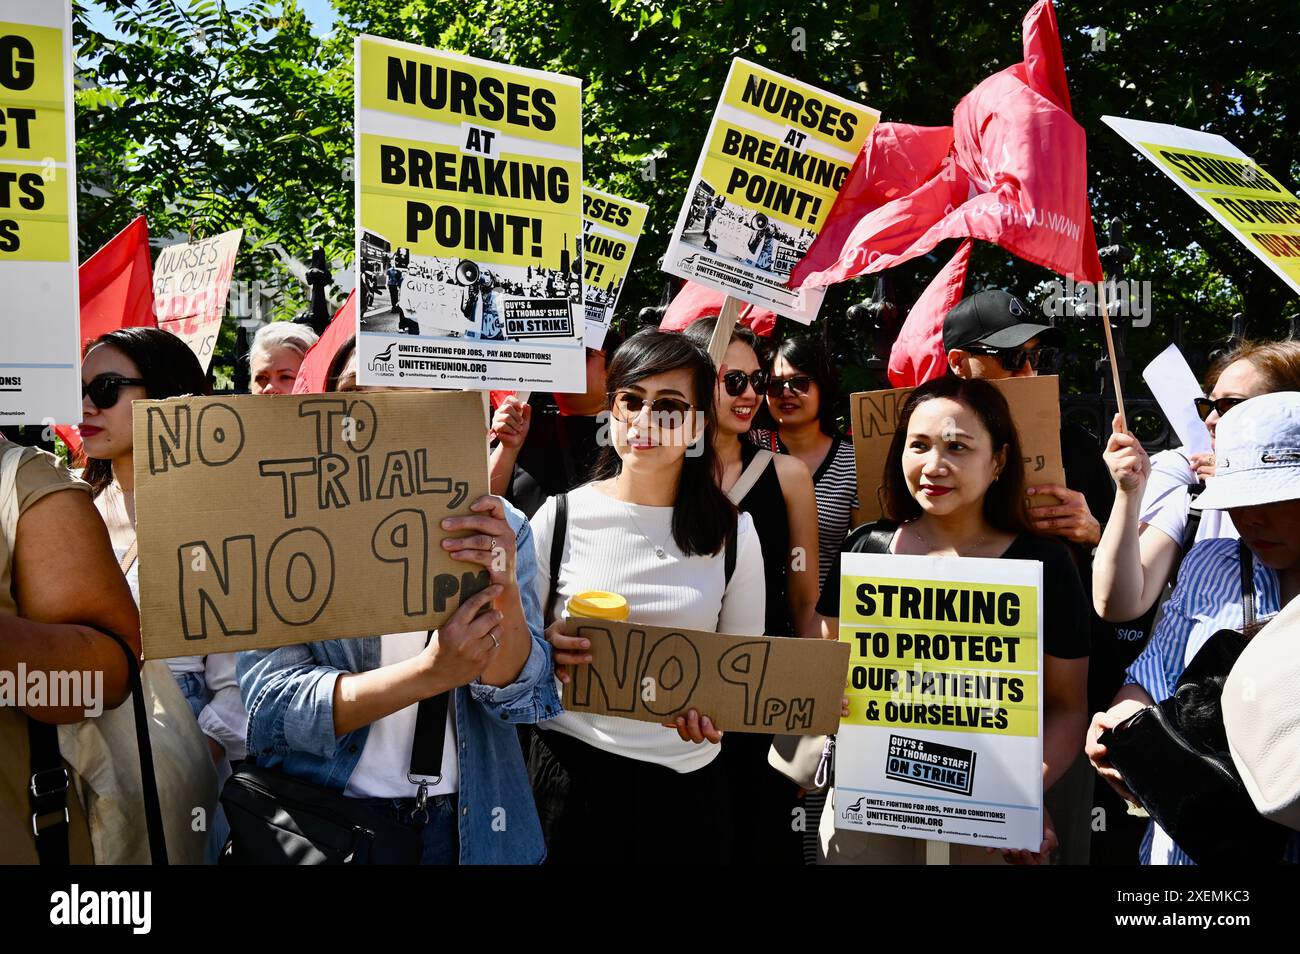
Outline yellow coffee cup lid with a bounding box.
[567,591,630,621]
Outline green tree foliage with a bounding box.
[74,0,353,385]
[75,0,1300,394]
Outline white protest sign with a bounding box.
[0,0,79,425]
[833,552,1044,853]
[1143,344,1212,456]
[152,228,243,372]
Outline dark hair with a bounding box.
[78,327,208,497]
[590,329,736,556]
[773,335,840,436]
[325,336,357,393]
[881,376,1030,534]
[681,315,760,355]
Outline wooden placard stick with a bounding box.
[706,296,743,368]
[1096,279,1128,433]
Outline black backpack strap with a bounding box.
[1169,482,1204,588]
[724,519,738,587]
[546,493,568,621]
[27,719,70,865]
[853,518,900,555]
[1239,539,1256,632]
[106,628,169,865]
[29,628,169,865]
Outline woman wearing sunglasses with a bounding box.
[683,317,820,864]
[76,327,239,860]
[1093,339,1300,624]
[759,337,859,595]
[528,330,766,864]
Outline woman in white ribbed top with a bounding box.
[527,330,765,864]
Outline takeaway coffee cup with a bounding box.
[565,591,629,622]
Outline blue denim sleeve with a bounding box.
[237,644,347,760]
[469,501,563,724]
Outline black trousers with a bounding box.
[527,728,733,865]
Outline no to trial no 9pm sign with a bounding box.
[133,391,489,659]
[834,552,1043,853]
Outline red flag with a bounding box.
[292,291,356,394]
[791,0,1102,289]
[57,215,157,454]
[77,215,156,347]
[659,281,778,337]
[887,240,973,388]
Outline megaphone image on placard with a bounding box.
[454,260,480,286]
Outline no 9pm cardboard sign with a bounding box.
[562,618,849,735]
[133,391,489,658]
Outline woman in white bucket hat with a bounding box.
[1086,391,1300,864]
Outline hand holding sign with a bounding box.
[416,583,505,696]
[440,494,516,585]
[1025,484,1101,546]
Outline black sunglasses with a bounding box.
[1194,396,1247,421]
[967,345,1061,373]
[721,369,768,397]
[765,374,813,398]
[609,391,695,429]
[82,375,146,409]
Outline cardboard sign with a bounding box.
[663,58,879,324]
[0,0,79,425]
[581,187,647,350]
[849,375,1067,523]
[833,552,1043,851]
[354,35,586,392]
[560,617,849,735]
[153,228,243,372]
[1104,116,1300,296]
[133,391,489,659]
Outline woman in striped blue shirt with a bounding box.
[1086,392,1300,864]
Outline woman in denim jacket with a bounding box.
[237,490,560,864]
[239,342,560,863]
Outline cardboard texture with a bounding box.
[849,375,1067,523]
[133,390,489,658]
[560,617,850,735]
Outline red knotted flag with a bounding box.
[659,281,778,337]
[791,0,1102,290]
[887,240,973,388]
[292,291,356,394]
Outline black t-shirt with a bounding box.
[506,400,602,520]
[815,523,1090,660]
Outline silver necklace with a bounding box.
[623,499,672,560]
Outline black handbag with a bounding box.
[1100,541,1291,865]
[220,638,451,865]
[220,763,426,864]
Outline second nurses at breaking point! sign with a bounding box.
[354,35,585,392]
[663,58,879,325]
